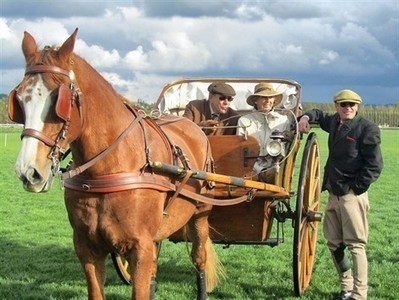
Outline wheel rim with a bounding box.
[111,252,131,285]
[293,132,321,296]
[111,241,162,285]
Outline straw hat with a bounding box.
[247,83,284,107]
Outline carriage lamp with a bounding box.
[282,94,298,109]
[266,131,286,157]
[266,140,283,157]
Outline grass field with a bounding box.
[0,127,398,300]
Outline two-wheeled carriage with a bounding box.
[112,78,322,296]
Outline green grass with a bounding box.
[0,128,398,299]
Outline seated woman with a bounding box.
[237,83,292,182]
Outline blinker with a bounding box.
[8,87,25,124]
[7,84,73,124]
[56,84,72,122]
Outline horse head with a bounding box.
[9,28,83,192]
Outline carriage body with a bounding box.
[155,79,301,234]
[154,78,322,295]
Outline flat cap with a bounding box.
[207,82,236,97]
[333,89,362,104]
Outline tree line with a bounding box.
[1,95,398,127]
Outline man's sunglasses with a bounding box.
[218,95,233,102]
[339,102,356,108]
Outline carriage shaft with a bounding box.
[151,161,288,193]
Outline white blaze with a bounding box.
[15,76,53,180]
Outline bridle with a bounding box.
[9,64,83,175]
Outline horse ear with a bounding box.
[58,28,78,60]
[22,31,38,61]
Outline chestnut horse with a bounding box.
[9,28,224,299]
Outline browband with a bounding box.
[25,65,70,77]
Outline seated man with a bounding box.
[237,83,292,182]
[183,82,239,135]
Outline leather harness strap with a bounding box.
[179,188,251,206]
[63,169,252,206]
[61,112,144,180]
[22,128,57,147]
[164,170,193,212]
[25,65,70,77]
[64,172,175,193]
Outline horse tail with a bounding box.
[204,236,226,292]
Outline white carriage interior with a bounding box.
[157,80,300,115]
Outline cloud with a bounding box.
[75,40,121,69]
[1,0,398,104]
[319,50,339,65]
[124,46,150,71]
[148,32,211,72]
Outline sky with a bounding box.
[1,0,398,105]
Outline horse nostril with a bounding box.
[25,167,43,184]
[32,168,42,181]
[19,173,29,185]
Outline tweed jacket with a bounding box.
[302,109,383,196]
[183,99,239,135]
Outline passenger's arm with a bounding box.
[298,115,310,133]
[182,103,194,121]
[236,117,247,136]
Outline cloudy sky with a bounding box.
[1,0,398,105]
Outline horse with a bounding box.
[8,28,225,300]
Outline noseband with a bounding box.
[20,65,82,175]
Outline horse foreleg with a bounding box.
[74,241,107,300]
[150,276,157,300]
[82,260,106,300]
[127,238,155,300]
[149,242,161,300]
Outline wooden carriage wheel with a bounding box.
[111,252,131,285]
[112,242,162,285]
[293,132,322,296]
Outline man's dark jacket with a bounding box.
[183,99,239,135]
[302,109,383,196]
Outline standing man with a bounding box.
[298,89,383,300]
[183,82,239,135]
